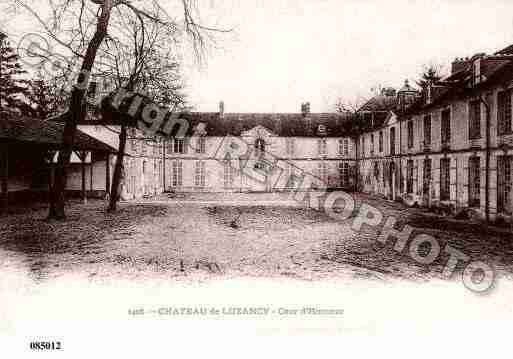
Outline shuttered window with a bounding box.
[469,157,481,207]
[440,158,450,201]
[469,101,481,139]
[441,109,451,145]
[423,115,431,146]
[407,160,414,194]
[497,156,512,213]
[498,90,512,135]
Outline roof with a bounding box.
[495,44,513,55]
[402,51,513,116]
[0,117,116,152]
[358,94,398,113]
[167,112,352,138]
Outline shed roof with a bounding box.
[0,117,116,152]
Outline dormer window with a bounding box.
[255,138,265,154]
[317,124,327,136]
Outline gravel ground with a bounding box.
[0,193,512,284]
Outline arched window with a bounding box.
[255,138,265,154]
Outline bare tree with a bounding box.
[12,0,229,219]
[99,12,187,212]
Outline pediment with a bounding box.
[241,125,276,138]
[384,111,398,127]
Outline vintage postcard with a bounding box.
[0,0,512,357]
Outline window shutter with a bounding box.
[184,137,190,154]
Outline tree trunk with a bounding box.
[108,124,127,212]
[48,1,113,220]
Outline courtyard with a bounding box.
[0,192,512,284]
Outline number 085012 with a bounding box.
[29,341,62,350]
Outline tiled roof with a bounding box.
[495,44,513,55]
[358,95,398,113]
[0,117,116,152]
[403,52,513,116]
[170,112,352,138]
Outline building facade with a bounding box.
[160,108,357,193]
[357,44,513,222]
[72,42,513,224]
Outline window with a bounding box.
[196,137,206,154]
[370,134,375,154]
[286,138,295,156]
[172,161,182,187]
[390,127,396,155]
[498,90,512,135]
[158,160,162,186]
[194,161,206,188]
[339,162,349,187]
[469,157,481,207]
[469,100,481,139]
[441,109,451,145]
[318,138,327,157]
[406,160,414,194]
[317,124,327,136]
[338,139,344,156]
[423,115,431,147]
[318,162,328,183]
[255,138,265,155]
[141,141,147,155]
[497,156,512,213]
[223,161,234,188]
[379,131,383,153]
[373,162,380,179]
[407,121,414,149]
[344,139,349,156]
[361,137,365,157]
[423,159,432,195]
[173,138,185,153]
[440,158,450,201]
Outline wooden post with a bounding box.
[162,140,166,191]
[90,157,93,192]
[106,153,111,199]
[80,151,87,204]
[1,141,8,215]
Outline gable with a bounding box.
[384,111,398,127]
[240,125,277,138]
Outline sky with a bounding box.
[180,0,513,113]
[3,0,513,113]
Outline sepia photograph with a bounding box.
[1,0,513,357]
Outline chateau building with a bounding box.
[3,41,513,224]
[358,43,513,222]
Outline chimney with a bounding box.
[451,57,470,75]
[301,102,310,117]
[219,101,225,118]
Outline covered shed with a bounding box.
[0,116,117,212]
